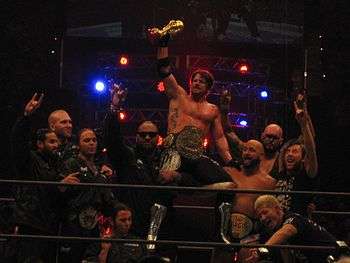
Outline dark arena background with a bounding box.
[1,0,350,262]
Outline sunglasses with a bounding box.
[137,132,158,138]
[264,134,280,140]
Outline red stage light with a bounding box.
[119,111,126,121]
[119,56,129,65]
[239,64,249,73]
[203,138,209,148]
[157,81,165,92]
[104,227,112,235]
[157,136,163,146]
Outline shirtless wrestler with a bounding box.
[225,140,276,218]
[149,29,236,186]
[223,140,276,262]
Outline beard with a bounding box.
[42,148,59,161]
[136,143,156,156]
[263,142,280,156]
[264,146,278,155]
[261,138,280,155]
[242,158,260,170]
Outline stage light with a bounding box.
[203,138,209,148]
[239,64,249,73]
[119,56,129,66]
[104,227,112,235]
[157,136,163,146]
[239,120,248,127]
[258,86,269,100]
[260,90,268,98]
[157,81,165,92]
[95,81,106,92]
[119,111,126,121]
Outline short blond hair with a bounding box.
[254,195,280,211]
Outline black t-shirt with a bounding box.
[84,234,146,263]
[62,157,114,229]
[283,212,336,262]
[276,167,318,215]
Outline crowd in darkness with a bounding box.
[1,33,349,263]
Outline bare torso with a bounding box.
[167,93,218,135]
[224,167,276,218]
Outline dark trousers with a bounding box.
[16,225,57,263]
[58,220,99,263]
[180,155,232,185]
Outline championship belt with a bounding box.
[147,203,167,250]
[159,148,181,171]
[230,213,254,239]
[175,126,204,160]
[219,202,233,244]
[147,20,184,44]
[162,133,175,149]
[159,133,180,171]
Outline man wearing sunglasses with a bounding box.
[104,91,160,237]
[135,123,159,156]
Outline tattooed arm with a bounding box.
[168,104,179,133]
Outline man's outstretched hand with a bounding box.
[24,93,44,116]
[294,94,307,125]
[110,84,127,109]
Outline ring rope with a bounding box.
[0,234,336,251]
[0,179,349,197]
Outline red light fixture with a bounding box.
[119,56,129,66]
[203,138,209,148]
[104,227,112,235]
[157,136,163,146]
[239,64,249,74]
[235,60,250,74]
[157,81,165,92]
[119,111,127,121]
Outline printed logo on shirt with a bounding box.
[276,177,295,211]
[79,206,98,230]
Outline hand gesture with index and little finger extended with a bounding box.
[24,93,44,116]
[110,84,127,109]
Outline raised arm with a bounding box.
[157,47,187,100]
[147,25,187,100]
[212,107,234,163]
[11,93,44,178]
[103,86,135,170]
[294,98,318,178]
[219,89,244,148]
[296,93,315,138]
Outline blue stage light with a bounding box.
[239,120,248,127]
[260,90,268,98]
[95,81,105,92]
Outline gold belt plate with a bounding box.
[230,213,254,239]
